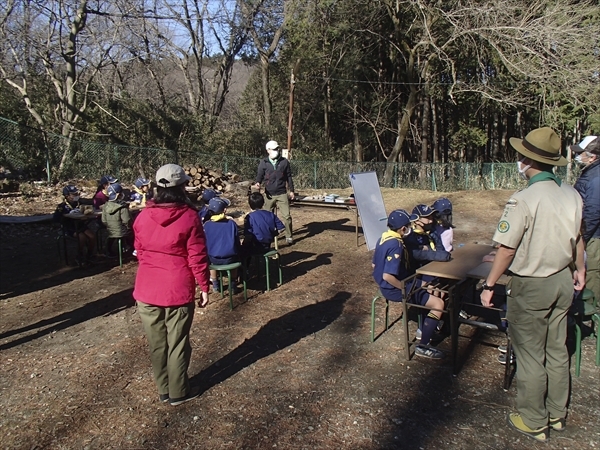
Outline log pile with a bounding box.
[182,164,242,192]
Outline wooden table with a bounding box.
[291,198,361,246]
[401,243,494,374]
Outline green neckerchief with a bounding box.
[379,230,410,270]
[268,156,279,169]
[412,226,436,250]
[528,171,561,187]
[210,213,226,222]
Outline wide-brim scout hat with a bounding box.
[509,127,567,167]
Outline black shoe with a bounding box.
[169,387,200,406]
[159,393,169,403]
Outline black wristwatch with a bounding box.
[482,283,495,291]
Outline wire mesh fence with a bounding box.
[0,116,580,190]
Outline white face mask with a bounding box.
[517,160,531,180]
[574,154,585,166]
[268,150,279,159]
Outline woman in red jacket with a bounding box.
[133,164,211,406]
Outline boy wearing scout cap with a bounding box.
[480,127,586,442]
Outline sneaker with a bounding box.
[507,413,548,442]
[414,344,445,360]
[459,310,469,320]
[211,279,220,293]
[497,352,515,365]
[436,320,444,332]
[159,393,169,403]
[498,344,507,353]
[415,328,422,341]
[286,237,293,245]
[549,417,566,432]
[132,250,137,257]
[169,387,200,406]
[231,284,238,295]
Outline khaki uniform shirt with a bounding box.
[492,174,582,277]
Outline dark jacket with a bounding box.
[53,197,94,233]
[404,228,451,268]
[244,209,285,244]
[574,159,600,242]
[255,157,294,196]
[203,217,241,259]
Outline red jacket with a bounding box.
[133,201,211,307]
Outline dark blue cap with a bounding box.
[107,183,123,201]
[134,177,150,189]
[202,188,221,202]
[431,198,452,215]
[388,209,417,229]
[208,197,231,213]
[412,204,436,217]
[62,185,79,196]
[100,175,118,185]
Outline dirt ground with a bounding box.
[0,186,599,450]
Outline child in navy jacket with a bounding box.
[242,192,285,255]
[203,197,240,293]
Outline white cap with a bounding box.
[266,140,280,151]
[571,136,598,153]
[155,164,191,187]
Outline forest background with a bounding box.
[1,0,599,184]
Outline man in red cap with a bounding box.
[480,127,586,442]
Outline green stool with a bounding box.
[252,250,283,291]
[209,262,247,310]
[573,288,600,376]
[371,290,390,342]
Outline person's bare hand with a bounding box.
[198,291,209,308]
[289,191,295,200]
[480,289,494,307]
[573,269,586,291]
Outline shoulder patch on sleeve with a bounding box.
[497,220,510,233]
[505,198,518,208]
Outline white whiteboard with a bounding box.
[349,172,388,251]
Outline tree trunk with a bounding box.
[421,91,430,163]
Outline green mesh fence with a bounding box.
[0,116,581,190]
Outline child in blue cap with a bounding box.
[203,197,241,293]
[198,188,221,223]
[101,183,132,257]
[93,175,118,209]
[431,197,454,252]
[131,177,152,207]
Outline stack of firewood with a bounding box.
[183,164,242,192]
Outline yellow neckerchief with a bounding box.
[380,230,410,269]
[210,213,226,222]
[412,224,436,250]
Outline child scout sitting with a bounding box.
[431,197,454,252]
[53,184,97,266]
[372,209,417,303]
[130,177,152,207]
[242,192,285,258]
[203,197,241,293]
[101,183,132,257]
[93,175,118,209]
[198,188,221,223]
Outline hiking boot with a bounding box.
[549,417,566,432]
[497,352,515,365]
[507,413,548,442]
[169,387,200,406]
[159,393,169,403]
[414,344,445,360]
[211,279,220,293]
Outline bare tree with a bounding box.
[1,0,122,177]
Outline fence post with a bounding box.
[431,166,437,191]
[314,161,317,189]
[224,156,228,174]
[465,164,469,189]
[394,163,398,188]
[114,145,120,178]
[491,163,495,189]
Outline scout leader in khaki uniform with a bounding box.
[480,127,586,443]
